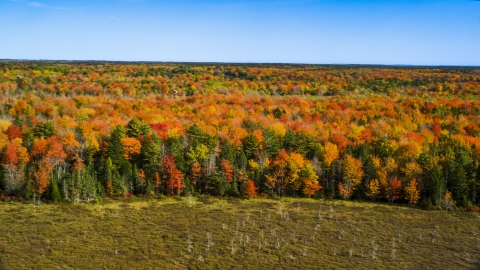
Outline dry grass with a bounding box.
[0,197,479,269]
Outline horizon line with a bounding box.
[0,59,479,68]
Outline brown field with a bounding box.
[0,197,479,269]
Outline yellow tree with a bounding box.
[62,132,80,153]
[404,178,420,204]
[323,142,339,168]
[121,137,142,160]
[299,161,319,191]
[322,142,339,191]
[401,162,423,181]
[287,152,305,192]
[385,157,398,174]
[339,155,364,199]
[365,179,380,201]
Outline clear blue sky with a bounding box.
[0,0,479,65]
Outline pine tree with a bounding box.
[126,118,151,138]
[236,151,248,172]
[108,125,130,177]
[243,134,260,160]
[231,177,240,196]
[33,121,56,139]
[146,180,154,197]
[284,130,297,153]
[133,165,140,195]
[187,124,216,150]
[23,178,34,200]
[428,164,445,205]
[50,179,62,202]
[219,139,235,164]
[184,176,194,194]
[263,129,281,158]
[166,136,186,172]
[141,134,161,175]
[450,163,468,207]
[103,157,125,196]
[187,124,204,147]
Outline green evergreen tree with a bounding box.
[126,117,151,138]
[428,164,445,205]
[33,121,56,138]
[23,179,34,200]
[449,163,468,207]
[187,124,203,146]
[187,124,216,150]
[294,132,314,158]
[167,137,186,172]
[219,139,235,164]
[108,125,126,161]
[113,169,126,196]
[263,129,282,158]
[284,130,297,153]
[239,181,246,197]
[236,151,248,172]
[96,178,106,199]
[231,177,239,197]
[22,131,35,152]
[84,163,98,200]
[103,157,125,196]
[146,180,154,197]
[243,134,260,159]
[183,176,194,195]
[141,134,161,175]
[446,148,472,207]
[273,107,284,119]
[209,172,228,196]
[50,179,62,202]
[108,125,131,177]
[133,164,142,195]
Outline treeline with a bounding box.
[1,117,479,208]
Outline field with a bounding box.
[0,198,479,269]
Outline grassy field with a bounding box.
[0,197,479,269]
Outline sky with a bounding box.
[0,0,479,65]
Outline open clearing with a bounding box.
[0,197,479,269]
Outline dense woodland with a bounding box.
[0,62,480,208]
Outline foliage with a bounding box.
[404,178,420,204]
[0,62,479,206]
[245,180,257,198]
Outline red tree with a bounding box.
[162,154,184,194]
[245,180,257,198]
[5,125,23,141]
[221,159,234,182]
[191,162,201,187]
[386,177,403,203]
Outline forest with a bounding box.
[1,61,480,209]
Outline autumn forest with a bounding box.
[1,61,480,209]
